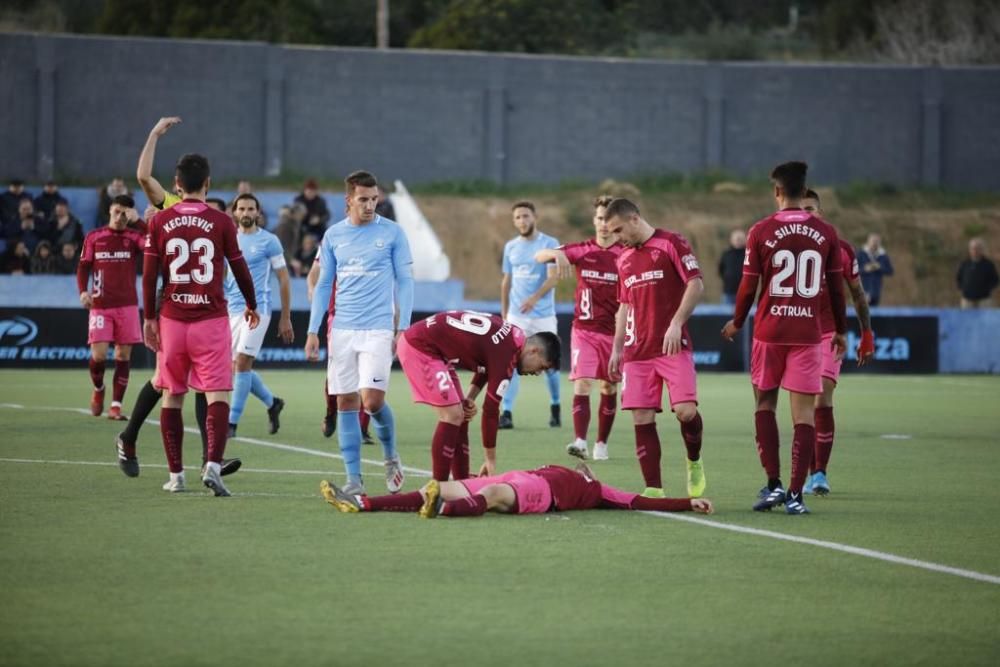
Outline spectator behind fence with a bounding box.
[2,240,31,274]
[291,233,318,277]
[96,177,129,227]
[33,181,63,220]
[1,179,32,227]
[275,203,305,267]
[957,238,999,309]
[375,183,396,221]
[296,178,330,239]
[49,200,84,251]
[30,240,57,274]
[55,241,79,274]
[5,199,49,253]
[717,229,746,304]
[856,233,894,306]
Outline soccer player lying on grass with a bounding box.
[320,463,713,518]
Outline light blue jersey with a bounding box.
[225,228,286,316]
[503,231,559,318]
[308,216,414,333]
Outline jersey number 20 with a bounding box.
[769,249,821,298]
[166,238,215,285]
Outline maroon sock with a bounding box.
[364,491,424,512]
[89,358,106,390]
[680,412,703,461]
[441,494,488,517]
[790,424,816,494]
[572,395,591,441]
[112,360,130,404]
[324,380,336,416]
[205,401,229,464]
[160,407,184,473]
[359,409,371,433]
[450,421,470,480]
[431,421,460,481]
[634,423,662,488]
[597,393,617,443]
[814,406,835,473]
[754,410,781,481]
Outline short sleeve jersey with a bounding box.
[616,229,702,362]
[145,200,244,322]
[80,226,146,309]
[561,240,624,336]
[404,310,525,405]
[743,209,844,345]
[225,228,286,316]
[819,239,859,334]
[502,232,559,318]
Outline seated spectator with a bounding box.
[291,233,319,277]
[33,181,63,220]
[97,177,129,227]
[376,184,396,221]
[55,241,79,274]
[275,203,305,267]
[0,179,32,227]
[30,240,57,274]
[49,200,84,250]
[295,178,330,238]
[957,238,999,309]
[2,240,31,274]
[5,199,49,253]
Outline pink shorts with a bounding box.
[460,471,553,514]
[751,339,822,395]
[88,306,142,345]
[621,351,698,412]
[820,332,842,384]
[156,316,233,395]
[569,327,614,382]
[397,334,463,406]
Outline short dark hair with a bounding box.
[770,161,808,199]
[111,194,135,209]
[593,195,614,210]
[175,153,211,193]
[232,193,261,211]
[528,331,562,370]
[603,198,640,220]
[206,197,228,211]
[511,200,536,214]
[345,170,378,196]
[9,179,24,187]
[804,188,820,203]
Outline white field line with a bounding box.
[2,403,998,586]
[0,457,344,477]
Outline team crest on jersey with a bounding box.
[375,239,385,249]
[681,254,699,271]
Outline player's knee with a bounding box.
[362,396,384,414]
[631,409,655,425]
[113,346,130,361]
[599,380,616,395]
[674,403,698,423]
[234,354,254,372]
[574,378,592,395]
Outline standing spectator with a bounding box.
[97,177,129,227]
[49,200,84,251]
[0,179,32,227]
[237,180,253,195]
[717,229,746,305]
[5,199,49,253]
[296,179,330,239]
[956,238,999,308]
[55,241,79,274]
[856,233,894,306]
[2,240,31,274]
[33,181,63,220]
[292,233,319,277]
[274,204,304,267]
[30,240,58,274]
[375,184,396,221]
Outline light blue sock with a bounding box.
[369,403,398,461]
[249,371,274,408]
[229,371,252,425]
[545,368,561,406]
[337,410,363,483]
[501,369,521,413]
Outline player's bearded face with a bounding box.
[513,208,535,237]
[238,213,257,228]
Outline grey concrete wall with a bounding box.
[2,32,998,190]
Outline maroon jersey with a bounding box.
[616,229,702,362]
[530,466,637,511]
[744,209,844,345]
[562,239,623,336]
[819,240,859,334]
[404,310,525,405]
[78,226,145,309]
[144,200,244,322]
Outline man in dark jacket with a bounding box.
[295,179,330,239]
[856,233,894,306]
[957,238,999,308]
[717,229,746,304]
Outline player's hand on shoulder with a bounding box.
[278,315,294,343]
[244,308,260,330]
[79,292,92,309]
[304,333,320,361]
[691,498,713,514]
[720,319,740,341]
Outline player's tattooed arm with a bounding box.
[848,278,874,365]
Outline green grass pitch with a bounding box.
[1,369,999,666]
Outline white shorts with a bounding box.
[505,313,558,337]
[327,328,394,395]
[230,311,271,359]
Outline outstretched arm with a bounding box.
[137,117,181,208]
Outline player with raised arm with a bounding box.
[225,193,293,438]
[606,199,707,499]
[397,310,561,480]
[534,195,623,461]
[499,201,562,429]
[142,153,259,496]
[801,189,875,495]
[721,161,848,515]
[304,171,414,496]
[320,462,713,518]
[77,194,146,420]
[137,116,182,211]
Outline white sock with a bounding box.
[170,471,184,483]
[205,461,221,475]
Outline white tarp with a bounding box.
[389,180,450,281]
